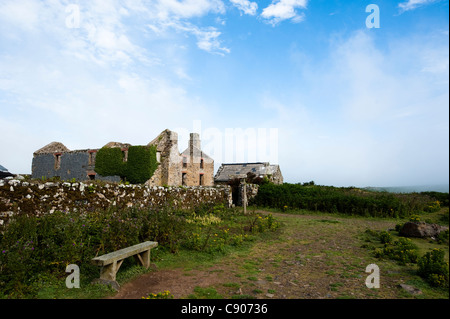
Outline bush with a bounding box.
[436,229,449,245]
[251,183,434,218]
[420,192,449,207]
[95,145,158,184]
[423,200,441,213]
[0,203,280,297]
[383,238,419,265]
[417,248,449,287]
[252,184,450,218]
[94,147,125,178]
[123,145,158,184]
[372,235,419,265]
[379,231,393,244]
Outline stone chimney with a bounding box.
[189,133,201,151]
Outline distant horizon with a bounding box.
[363,183,450,194]
[283,180,450,193]
[2,167,448,194]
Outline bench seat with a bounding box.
[91,241,158,289]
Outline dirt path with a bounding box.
[111,212,405,299]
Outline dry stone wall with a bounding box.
[0,177,232,227]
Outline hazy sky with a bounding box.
[0,0,448,187]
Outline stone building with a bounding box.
[214,162,283,185]
[145,130,214,187]
[180,133,214,186]
[31,129,214,186]
[31,141,114,182]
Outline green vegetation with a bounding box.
[188,286,223,299]
[94,147,124,177]
[362,228,449,288]
[1,179,448,299]
[418,249,449,288]
[252,183,448,218]
[142,290,174,299]
[94,145,158,184]
[124,145,158,184]
[0,203,279,298]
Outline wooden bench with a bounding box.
[91,241,158,290]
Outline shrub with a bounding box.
[123,145,158,184]
[372,235,419,265]
[417,248,449,287]
[251,183,435,218]
[424,200,441,213]
[379,231,393,244]
[95,145,158,184]
[436,229,449,245]
[420,192,449,207]
[382,238,419,265]
[439,210,449,225]
[231,234,245,246]
[94,147,125,178]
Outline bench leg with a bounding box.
[135,249,150,268]
[99,259,124,282]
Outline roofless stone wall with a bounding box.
[0,178,232,227]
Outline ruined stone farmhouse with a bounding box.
[214,162,283,185]
[31,129,214,187]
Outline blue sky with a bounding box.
[0,0,448,188]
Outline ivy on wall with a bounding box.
[95,145,158,184]
[94,147,124,178]
[124,145,158,184]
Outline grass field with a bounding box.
[1,205,448,299]
[115,207,449,300]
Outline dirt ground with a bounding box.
[110,212,416,299]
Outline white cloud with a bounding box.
[0,0,224,174]
[261,0,307,25]
[155,0,225,19]
[398,0,438,13]
[193,27,231,55]
[230,0,258,15]
[0,0,43,32]
[163,21,230,55]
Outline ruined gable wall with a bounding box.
[147,130,182,187]
[32,151,90,181]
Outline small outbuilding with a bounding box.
[214,162,283,185]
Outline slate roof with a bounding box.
[0,164,13,178]
[214,162,280,182]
